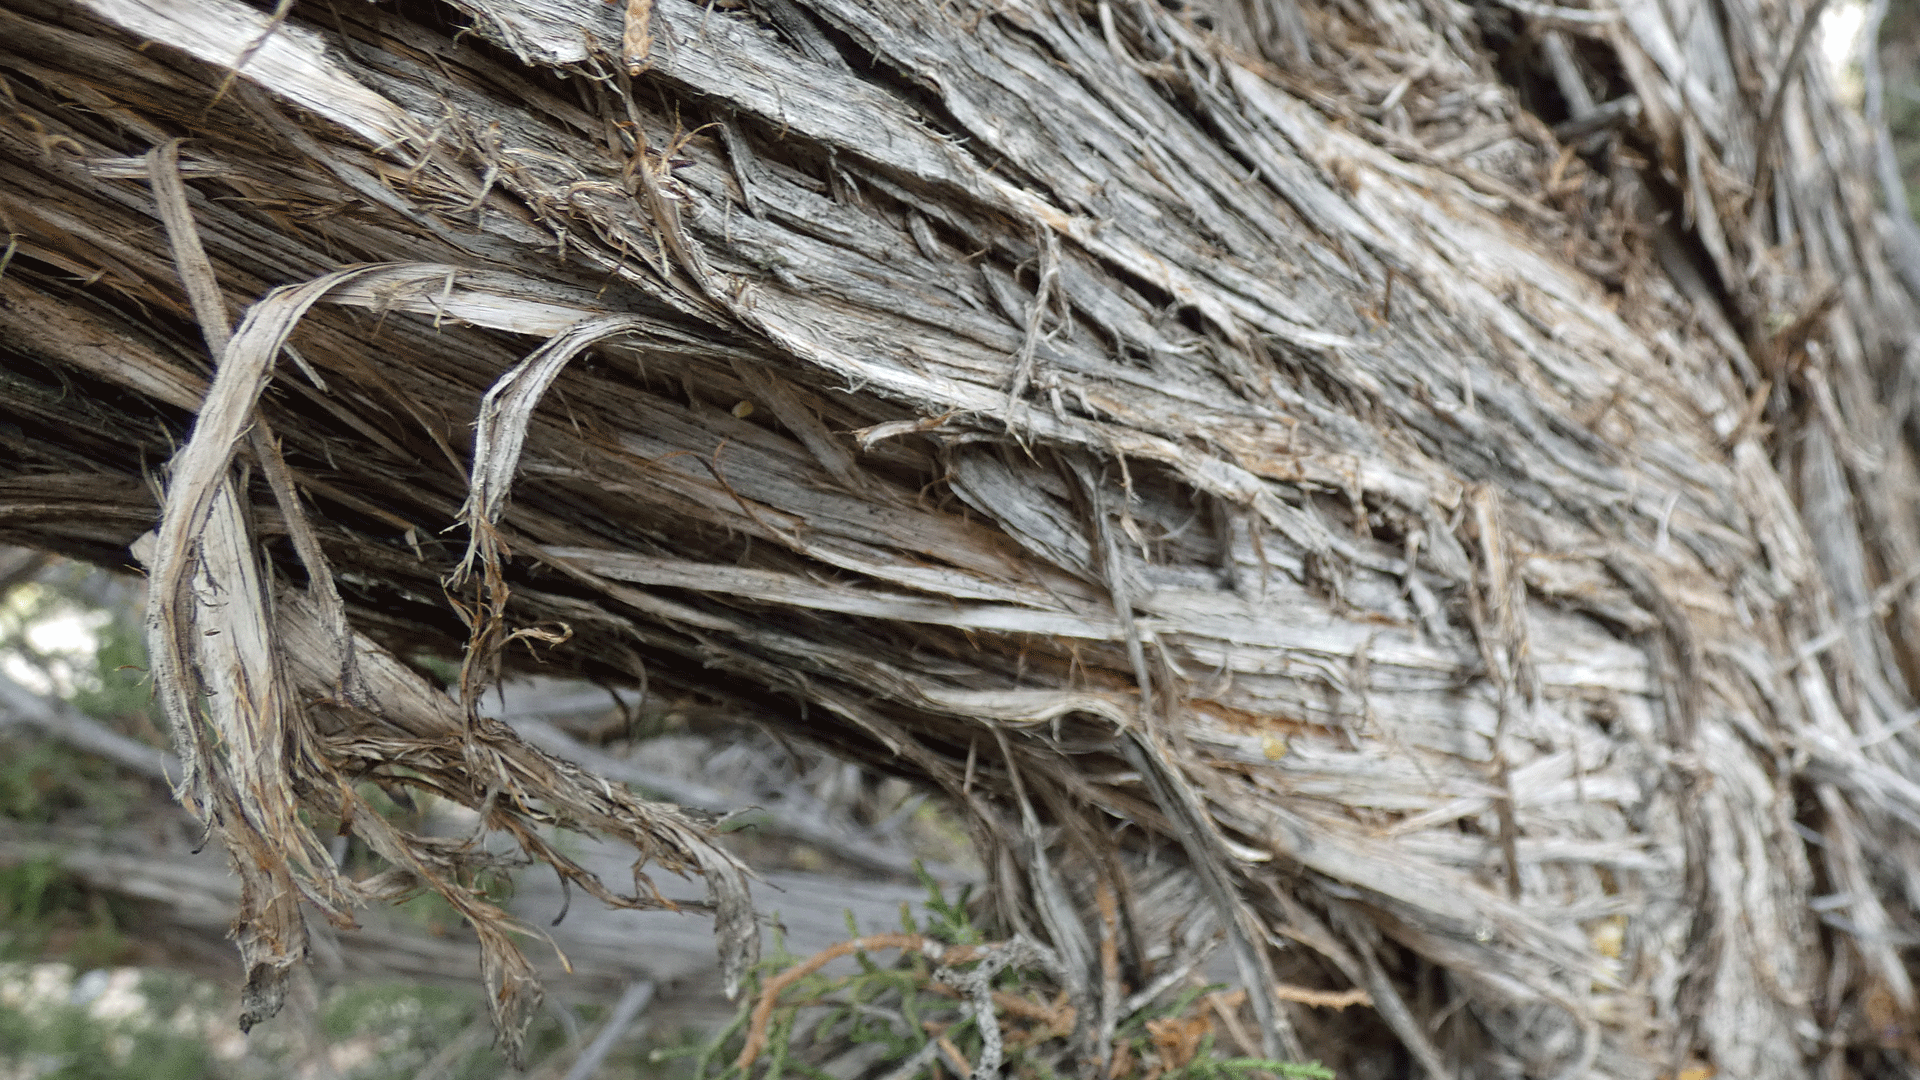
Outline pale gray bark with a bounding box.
[0,0,1916,1075]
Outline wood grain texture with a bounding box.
[0,0,1916,1073]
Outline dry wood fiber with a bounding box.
[1,0,1918,1074]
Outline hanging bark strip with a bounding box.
[4,0,1920,1074]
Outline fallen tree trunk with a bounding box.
[2,0,1919,1074]
[0,815,937,1004]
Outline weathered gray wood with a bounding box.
[0,818,933,993]
[0,0,1917,1074]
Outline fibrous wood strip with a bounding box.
[1,0,1918,1074]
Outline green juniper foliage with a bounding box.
[656,867,1334,1080]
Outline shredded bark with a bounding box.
[1,0,1918,1074]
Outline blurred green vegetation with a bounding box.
[0,857,133,968]
[0,565,152,972]
[655,871,1334,1080]
[0,564,156,831]
[0,968,213,1080]
[1884,0,1920,217]
[318,981,571,1080]
[0,963,588,1080]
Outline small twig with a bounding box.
[560,980,654,1080]
[874,1039,944,1080]
[1120,945,1212,1018]
[410,1017,490,1080]
[1203,989,1259,1057]
[1488,0,1620,24]
[933,937,1060,1080]
[1541,30,1596,119]
[1551,94,1640,141]
[936,1034,973,1077]
[1273,984,1372,1009]
[202,0,294,117]
[1752,0,1832,215]
[1007,227,1061,405]
[736,934,965,1071]
[1094,880,1122,1076]
[622,0,654,74]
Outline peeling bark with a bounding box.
[2,0,1918,1074]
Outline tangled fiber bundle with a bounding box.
[3,0,1920,1074]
